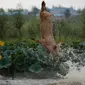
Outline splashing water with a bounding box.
[65,60,85,81]
[62,45,85,81]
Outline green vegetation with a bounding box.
[0,7,84,43]
[81,8,85,37]
[0,9,8,40]
[0,42,69,78]
[0,41,85,79]
[0,8,85,44]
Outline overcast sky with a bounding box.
[0,0,85,11]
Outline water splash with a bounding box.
[65,60,85,81]
[61,45,85,81]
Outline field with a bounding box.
[0,9,85,85]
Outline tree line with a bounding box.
[0,7,85,44]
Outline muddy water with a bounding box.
[1,67,85,85]
[1,61,84,85]
[0,67,85,85]
[0,79,56,85]
[1,65,85,85]
[0,79,85,85]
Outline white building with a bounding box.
[49,7,79,19]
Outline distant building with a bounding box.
[21,10,29,15]
[2,10,29,15]
[49,7,79,19]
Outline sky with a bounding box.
[0,0,85,11]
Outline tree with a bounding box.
[0,8,7,40]
[14,9,24,39]
[81,8,85,37]
[27,17,40,40]
[65,9,71,19]
[77,9,82,13]
[32,6,39,16]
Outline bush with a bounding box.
[0,42,69,76]
[27,17,40,40]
